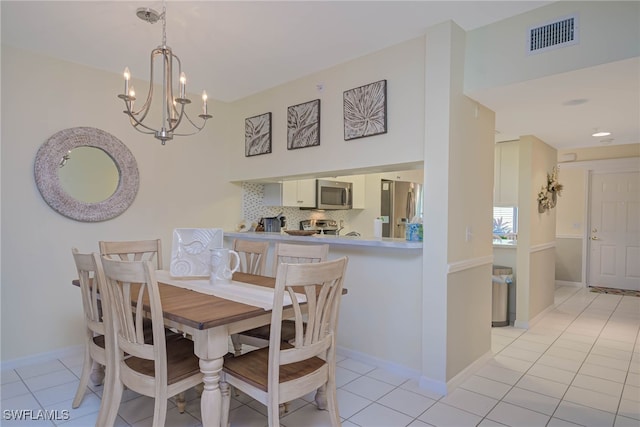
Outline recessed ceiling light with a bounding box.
[592,131,611,137]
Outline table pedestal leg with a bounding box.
[200,357,223,427]
[194,328,228,427]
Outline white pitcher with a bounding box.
[209,247,240,285]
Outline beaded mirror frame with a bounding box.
[34,127,139,222]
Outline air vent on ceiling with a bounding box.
[528,14,578,54]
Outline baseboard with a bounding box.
[555,280,584,288]
[1,345,83,371]
[445,350,494,393]
[419,349,494,396]
[418,375,448,395]
[338,345,496,397]
[513,319,529,329]
[336,346,421,380]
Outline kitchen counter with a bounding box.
[493,239,517,248]
[224,230,424,373]
[224,231,422,250]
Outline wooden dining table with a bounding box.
[150,271,287,427]
[74,271,287,427]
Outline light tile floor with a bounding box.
[2,285,639,426]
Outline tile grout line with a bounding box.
[472,286,599,425]
[547,292,629,425]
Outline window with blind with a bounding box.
[493,207,518,238]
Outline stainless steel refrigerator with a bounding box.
[381,180,423,238]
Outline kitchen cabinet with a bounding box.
[335,174,365,209]
[494,141,519,206]
[263,179,316,207]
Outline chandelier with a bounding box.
[117,2,211,144]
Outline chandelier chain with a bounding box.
[161,2,167,47]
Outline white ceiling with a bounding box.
[2,1,638,151]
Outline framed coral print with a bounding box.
[287,99,320,150]
[245,112,272,157]
[344,79,387,141]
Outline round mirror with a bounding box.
[34,127,139,222]
[58,146,119,203]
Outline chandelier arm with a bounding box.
[169,53,184,121]
[121,48,158,124]
[163,51,175,130]
[166,103,186,134]
[127,114,156,135]
[171,111,209,136]
[126,112,165,134]
[131,48,161,117]
[123,101,165,134]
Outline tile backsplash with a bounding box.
[241,182,356,231]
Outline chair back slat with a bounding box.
[233,239,269,275]
[272,242,328,277]
[99,239,163,270]
[72,249,107,337]
[101,257,164,363]
[269,257,347,373]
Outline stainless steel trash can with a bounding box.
[492,265,513,327]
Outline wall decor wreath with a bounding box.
[537,166,563,213]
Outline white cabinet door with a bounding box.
[263,183,283,206]
[494,142,519,206]
[265,180,316,207]
[296,179,316,207]
[281,181,299,206]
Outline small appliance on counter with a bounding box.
[260,214,285,232]
[300,219,338,235]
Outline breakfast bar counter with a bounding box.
[224,229,424,374]
[224,231,423,250]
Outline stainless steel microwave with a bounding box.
[316,179,352,210]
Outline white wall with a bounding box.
[421,21,495,392]
[515,135,557,327]
[465,1,640,92]
[227,37,426,182]
[1,46,242,361]
[329,245,424,373]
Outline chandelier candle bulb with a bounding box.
[128,86,135,110]
[202,90,208,115]
[179,72,186,98]
[123,67,130,96]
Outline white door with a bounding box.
[588,171,640,290]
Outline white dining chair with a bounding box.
[232,238,269,275]
[220,256,348,427]
[99,256,203,427]
[70,249,110,409]
[231,242,329,355]
[99,239,164,268]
